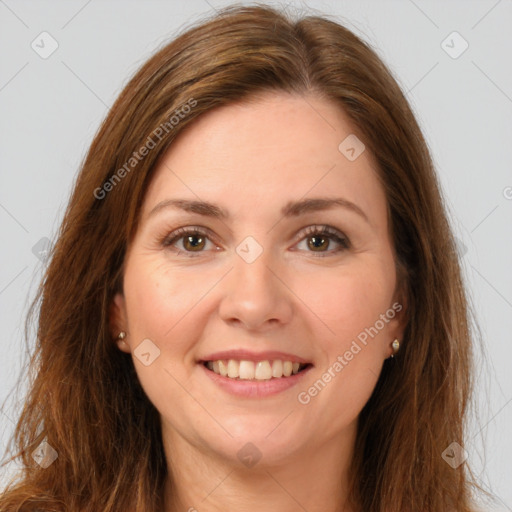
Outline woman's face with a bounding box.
[111,92,405,466]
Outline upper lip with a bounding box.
[199,349,311,364]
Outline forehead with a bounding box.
[142,92,386,226]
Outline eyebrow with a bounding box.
[147,197,369,223]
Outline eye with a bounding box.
[162,224,350,258]
[162,227,219,257]
[294,225,350,256]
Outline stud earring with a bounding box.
[390,339,400,358]
[117,331,127,342]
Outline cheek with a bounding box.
[121,257,205,410]
[294,260,395,345]
[292,262,395,425]
[123,255,212,343]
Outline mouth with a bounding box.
[202,359,312,381]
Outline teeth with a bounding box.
[205,359,306,380]
[218,360,228,377]
[272,360,283,378]
[227,359,239,378]
[255,361,272,380]
[239,360,255,379]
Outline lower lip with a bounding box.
[200,363,313,398]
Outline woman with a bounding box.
[0,4,487,511]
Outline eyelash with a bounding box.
[161,225,350,258]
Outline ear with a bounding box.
[388,300,406,340]
[109,292,130,353]
[386,281,408,357]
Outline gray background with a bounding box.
[1,0,511,509]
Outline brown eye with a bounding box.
[307,234,330,252]
[163,227,217,256]
[296,225,350,256]
[182,234,206,251]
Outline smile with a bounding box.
[204,359,310,380]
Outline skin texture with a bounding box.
[110,92,406,512]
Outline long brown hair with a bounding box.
[0,4,485,511]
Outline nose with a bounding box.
[218,245,293,332]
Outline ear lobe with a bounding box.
[389,293,408,343]
[390,300,407,339]
[109,292,127,341]
[392,270,408,332]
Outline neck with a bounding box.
[162,423,357,512]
